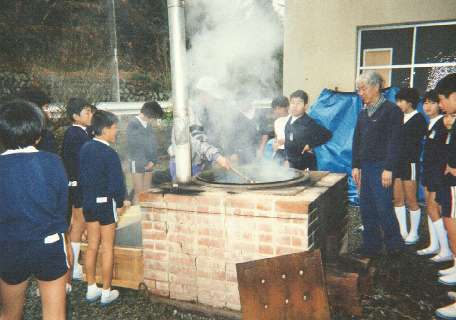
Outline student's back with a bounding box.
[62,125,90,181]
[0,150,68,241]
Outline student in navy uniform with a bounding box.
[18,87,58,154]
[0,100,69,319]
[417,90,451,261]
[392,88,428,246]
[80,110,129,305]
[126,101,163,204]
[62,98,93,280]
[352,71,404,258]
[284,90,332,170]
[433,74,456,319]
[86,104,98,139]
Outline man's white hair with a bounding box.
[356,70,384,89]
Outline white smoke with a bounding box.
[186,0,283,107]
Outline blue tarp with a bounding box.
[307,87,422,205]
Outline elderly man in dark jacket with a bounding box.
[352,71,405,258]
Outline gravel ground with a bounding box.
[4,206,455,319]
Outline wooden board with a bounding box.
[236,250,331,320]
[80,244,143,290]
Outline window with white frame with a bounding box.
[357,21,456,94]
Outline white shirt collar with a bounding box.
[403,110,418,124]
[93,138,110,146]
[428,114,444,130]
[290,114,303,124]
[1,146,39,155]
[73,124,87,130]
[136,116,148,128]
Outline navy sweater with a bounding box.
[284,113,332,169]
[0,152,68,241]
[423,116,448,175]
[79,140,126,214]
[126,117,158,168]
[447,121,456,186]
[352,100,404,171]
[401,112,427,163]
[62,126,90,182]
[37,129,58,154]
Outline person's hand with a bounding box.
[301,144,311,154]
[123,200,132,208]
[445,165,456,177]
[144,162,154,171]
[444,115,456,129]
[381,170,392,188]
[216,156,231,170]
[277,138,285,146]
[352,168,361,189]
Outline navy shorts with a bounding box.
[0,233,68,285]
[83,198,119,225]
[69,185,83,209]
[422,169,444,193]
[439,183,456,218]
[396,162,419,181]
[130,160,152,174]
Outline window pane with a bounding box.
[413,66,456,95]
[415,24,456,64]
[360,28,414,66]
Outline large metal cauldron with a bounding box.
[193,163,311,190]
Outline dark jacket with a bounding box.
[126,117,158,168]
[401,112,427,163]
[423,116,448,175]
[352,100,404,172]
[37,129,58,154]
[79,139,126,215]
[62,126,90,182]
[0,151,68,241]
[284,113,332,170]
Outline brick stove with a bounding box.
[139,171,347,311]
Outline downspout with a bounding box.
[167,0,192,183]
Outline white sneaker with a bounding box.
[72,263,84,280]
[431,253,454,263]
[435,302,456,319]
[417,246,439,256]
[100,289,120,306]
[439,273,456,286]
[86,286,102,302]
[440,265,456,276]
[405,233,419,245]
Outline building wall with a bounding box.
[283,0,456,102]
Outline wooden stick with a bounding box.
[230,166,256,184]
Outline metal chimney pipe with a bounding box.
[167,0,192,183]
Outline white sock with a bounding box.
[87,283,98,294]
[408,208,421,237]
[394,206,408,238]
[102,288,111,298]
[434,218,452,256]
[71,242,81,266]
[426,216,439,250]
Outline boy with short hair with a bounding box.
[0,100,69,319]
[434,73,456,318]
[62,98,93,279]
[80,110,129,305]
[271,95,290,164]
[126,101,163,203]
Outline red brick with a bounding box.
[292,237,304,247]
[257,223,273,233]
[195,195,222,207]
[259,244,273,255]
[147,231,167,241]
[142,221,153,230]
[256,200,273,211]
[144,252,168,261]
[259,233,272,243]
[197,238,224,249]
[275,199,309,213]
[139,192,163,203]
[277,235,291,246]
[226,197,255,209]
